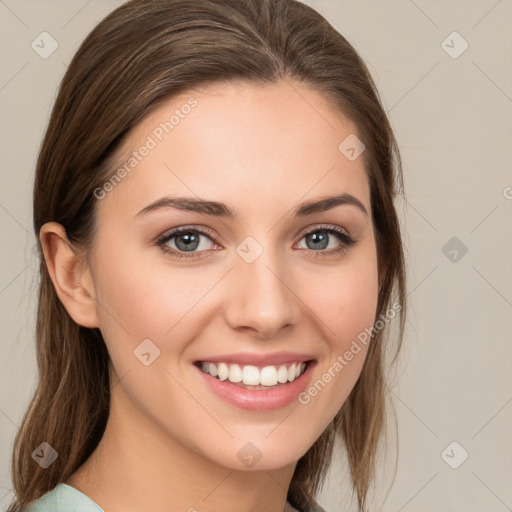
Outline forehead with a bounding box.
[97,80,370,219]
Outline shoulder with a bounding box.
[23,483,104,512]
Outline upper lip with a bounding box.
[194,351,316,367]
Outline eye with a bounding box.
[295,224,357,256]
[156,226,219,260]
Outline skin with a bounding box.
[40,80,379,512]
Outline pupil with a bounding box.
[308,232,328,250]
[176,232,199,251]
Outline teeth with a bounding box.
[287,363,296,382]
[199,361,308,386]
[277,365,289,383]
[208,362,218,378]
[260,366,278,386]
[217,362,229,381]
[242,365,260,385]
[229,364,242,383]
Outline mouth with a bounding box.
[193,357,316,411]
[194,360,313,390]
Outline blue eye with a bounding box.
[297,225,357,255]
[157,227,218,259]
[156,224,357,260]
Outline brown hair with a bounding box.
[9,0,407,511]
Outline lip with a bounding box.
[194,359,317,411]
[193,351,315,368]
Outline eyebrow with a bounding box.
[135,193,368,219]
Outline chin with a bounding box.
[198,433,315,472]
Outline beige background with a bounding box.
[1,1,511,511]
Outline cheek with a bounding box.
[91,254,213,423]
[334,264,379,342]
[93,243,209,339]
[293,247,379,419]
[302,249,379,346]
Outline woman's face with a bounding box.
[88,80,378,471]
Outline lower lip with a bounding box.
[194,362,316,411]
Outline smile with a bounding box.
[193,359,316,411]
[197,361,308,387]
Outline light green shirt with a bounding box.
[24,483,306,511]
[24,484,103,511]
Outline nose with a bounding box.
[223,247,301,339]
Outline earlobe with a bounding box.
[39,222,100,328]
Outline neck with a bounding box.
[68,380,297,512]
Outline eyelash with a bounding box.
[156,224,357,260]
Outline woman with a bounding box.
[8,0,407,511]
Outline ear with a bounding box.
[39,222,100,328]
